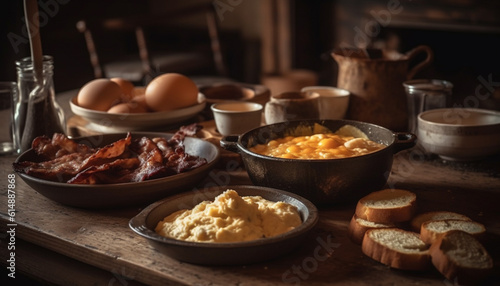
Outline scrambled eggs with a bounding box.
[155,189,302,243]
[249,133,385,159]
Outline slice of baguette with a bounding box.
[410,211,471,232]
[429,230,493,285]
[420,219,486,245]
[348,215,395,245]
[362,228,431,271]
[355,189,417,223]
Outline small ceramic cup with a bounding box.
[264,91,320,124]
[301,86,350,120]
[211,102,263,136]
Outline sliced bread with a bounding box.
[355,189,417,223]
[348,215,395,245]
[429,230,493,285]
[361,228,431,271]
[410,211,471,232]
[420,219,486,245]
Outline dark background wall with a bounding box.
[1,1,152,92]
[1,0,246,93]
[2,0,500,110]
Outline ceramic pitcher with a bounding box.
[332,45,433,131]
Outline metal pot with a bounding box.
[221,119,415,205]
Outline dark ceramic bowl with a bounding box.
[129,185,318,265]
[221,119,416,205]
[13,132,220,209]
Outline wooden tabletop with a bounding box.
[1,92,499,285]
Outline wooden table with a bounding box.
[1,92,499,285]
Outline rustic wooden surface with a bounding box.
[1,90,499,285]
[1,142,499,285]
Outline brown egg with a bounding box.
[133,86,146,97]
[77,79,122,111]
[110,77,135,102]
[145,73,198,112]
[130,94,149,111]
[107,101,148,114]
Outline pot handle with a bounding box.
[393,132,417,153]
[405,45,434,80]
[220,135,240,153]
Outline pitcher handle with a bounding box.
[405,45,434,80]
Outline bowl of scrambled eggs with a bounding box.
[129,185,318,265]
[220,119,416,205]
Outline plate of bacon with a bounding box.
[12,124,220,209]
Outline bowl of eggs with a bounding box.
[220,119,417,205]
[70,73,206,131]
[129,185,318,265]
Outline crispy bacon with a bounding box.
[166,147,208,174]
[129,136,167,181]
[151,123,207,175]
[13,125,208,184]
[173,123,200,139]
[67,158,140,184]
[78,133,132,170]
[13,152,95,183]
[31,133,95,161]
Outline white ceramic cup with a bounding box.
[211,102,263,136]
[301,86,350,120]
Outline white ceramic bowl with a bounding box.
[69,93,206,131]
[417,108,500,161]
[301,86,350,120]
[211,102,263,136]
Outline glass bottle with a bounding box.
[15,55,65,153]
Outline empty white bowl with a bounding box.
[417,108,500,161]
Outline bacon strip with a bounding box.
[78,133,132,170]
[67,158,140,184]
[13,152,94,183]
[128,136,166,182]
[31,133,95,161]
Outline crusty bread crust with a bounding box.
[348,215,394,245]
[355,189,417,223]
[361,228,431,271]
[429,230,493,285]
[410,211,471,232]
[420,219,486,245]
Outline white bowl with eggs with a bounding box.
[417,108,500,161]
[70,74,206,131]
[70,93,205,131]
